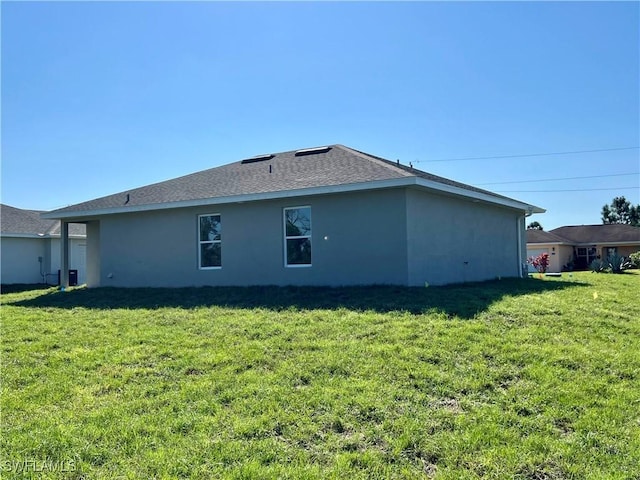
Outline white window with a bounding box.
[284,206,312,267]
[199,214,221,269]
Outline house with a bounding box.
[1,204,87,285]
[526,224,640,272]
[525,229,574,273]
[42,145,544,288]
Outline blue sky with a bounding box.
[2,1,638,229]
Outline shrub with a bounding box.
[607,253,633,274]
[590,258,607,273]
[528,252,550,273]
[591,254,634,274]
[629,251,640,269]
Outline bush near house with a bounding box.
[591,254,634,274]
[607,253,633,274]
[629,251,640,268]
[527,252,549,273]
[590,258,607,273]
[2,273,639,479]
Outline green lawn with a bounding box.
[2,272,639,479]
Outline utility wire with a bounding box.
[416,146,639,163]
[477,172,639,186]
[495,186,640,193]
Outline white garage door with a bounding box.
[526,248,549,273]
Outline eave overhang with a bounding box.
[0,232,86,239]
[42,177,545,221]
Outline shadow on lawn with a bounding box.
[7,278,586,319]
[1,283,53,294]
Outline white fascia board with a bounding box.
[526,241,568,246]
[0,233,46,239]
[42,176,545,220]
[0,233,86,239]
[50,234,87,239]
[414,178,546,213]
[41,178,414,220]
[578,241,640,247]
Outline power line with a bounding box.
[417,146,639,163]
[477,172,639,186]
[495,186,640,193]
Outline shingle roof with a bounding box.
[549,224,640,244]
[45,144,542,217]
[1,204,86,237]
[348,147,520,202]
[525,229,569,244]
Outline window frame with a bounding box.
[575,245,598,266]
[283,206,312,268]
[198,213,222,270]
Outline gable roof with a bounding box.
[549,224,640,244]
[1,204,86,237]
[43,144,544,219]
[526,229,570,244]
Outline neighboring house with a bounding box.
[43,145,544,288]
[1,204,87,285]
[526,224,640,272]
[525,229,574,273]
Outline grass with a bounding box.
[1,272,639,479]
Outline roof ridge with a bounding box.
[339,145,523,203]
[0,203,86,236]
[1,203,45,214]
[333,145,415,178]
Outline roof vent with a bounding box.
[295,146,332,156]
[241,154,275,164]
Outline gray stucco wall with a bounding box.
[405,188,523,286]
[70,186,528,288]
[86,221,101,288]
[0,236,86,285]
[93,189,409,287]
[1,237,45,284]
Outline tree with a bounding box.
[527,221,543,230]
[601,196,640,227]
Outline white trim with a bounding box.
[0,233,49,239]
[580,241,640,247]
[527,241,568,246]
[42,177,545,220]
[283,206,312,268]
[0,233,86,239]
[527,241,640,247]
[197,213,222,270]
[43,179,410,219]
[413,177,545,213]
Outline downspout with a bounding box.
[38,235,53,284]
[39,256,45,284]
[517,217,523,277]
[38,233,58,285]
